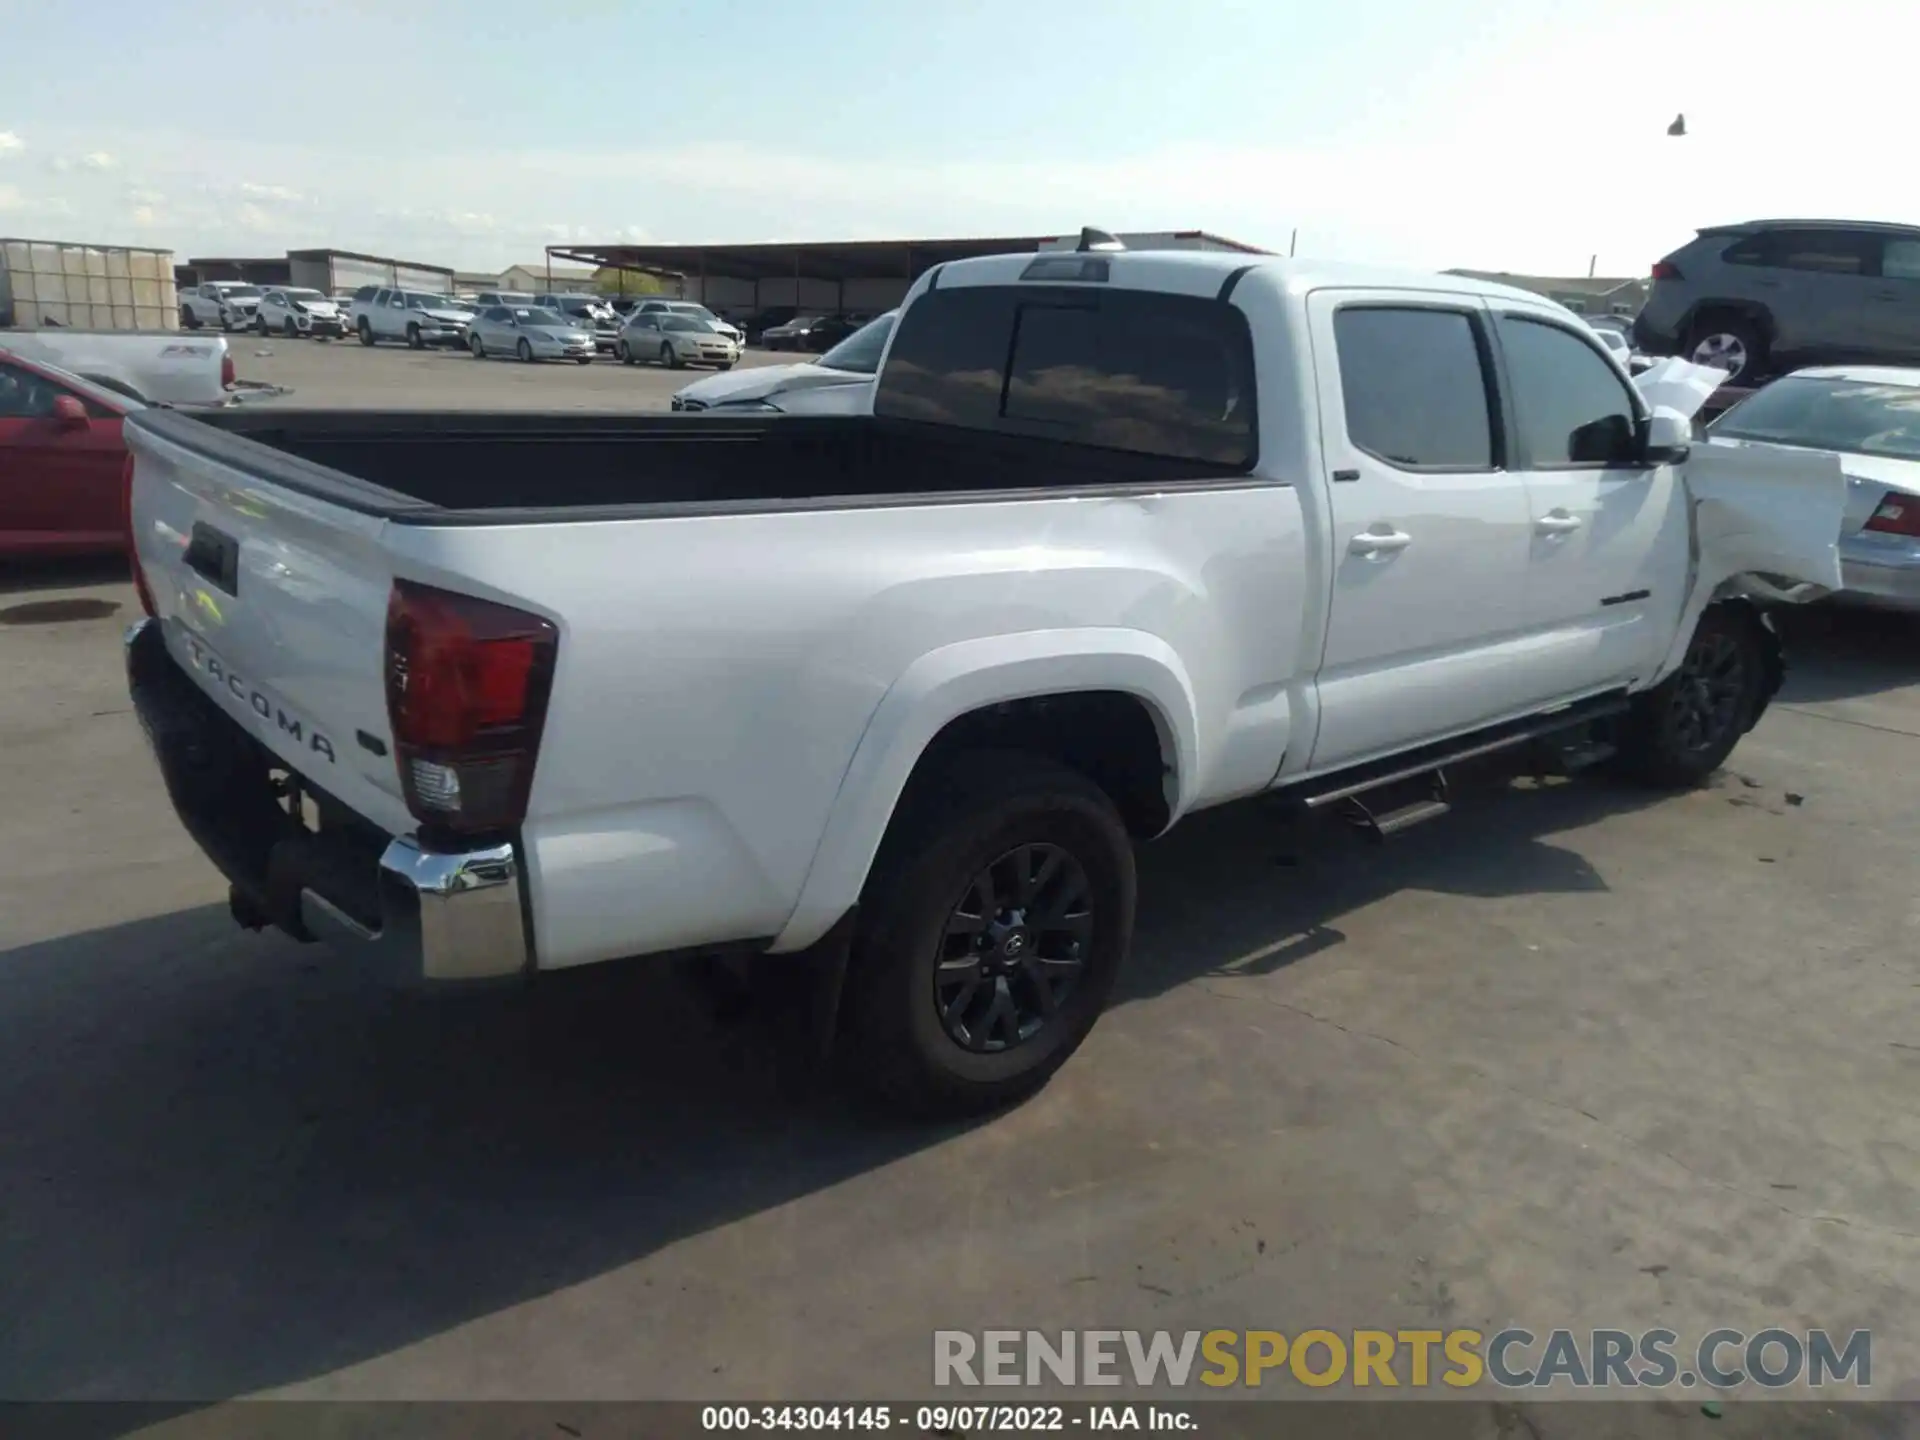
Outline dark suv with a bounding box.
[1634,219,1920,384]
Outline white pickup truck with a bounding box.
[2,329,235,406]
[122,237,1844,1116]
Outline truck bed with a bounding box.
[127,409,1250,523]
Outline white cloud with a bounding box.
[80,150,117,171]
[125,186,165,205]
[0,131,23,157]
[0,184,75,218]
[238,181,304,203]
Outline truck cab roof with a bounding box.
[928,249,1560,309]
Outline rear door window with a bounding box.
[1331,306,1497,469]
[874,285,1256,469]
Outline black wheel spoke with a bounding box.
[931,840,1095,1054]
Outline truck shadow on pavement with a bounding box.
[0,761,1662,1407]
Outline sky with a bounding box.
[0,0,1911,278]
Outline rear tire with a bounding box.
[358,318,374,346]
[841,750,1136,1119]
[1612,604,1771,787]
[576,356,593,365]
[1685,314,1766,384]
[180,307,198,330]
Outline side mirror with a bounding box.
[1568,413,1637,465]
[1643,410,1691,465]
[51,395,89,430]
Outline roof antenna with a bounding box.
[1076,227,1125,253]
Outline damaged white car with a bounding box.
[120,239,1845,1117]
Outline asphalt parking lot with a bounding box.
[2,357,1918,1432]
[231,329,791,410]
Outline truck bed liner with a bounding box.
[127,409,1256,523]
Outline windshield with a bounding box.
[217,285,261,298]
[406,292,453,308]
[284,288,326,302]
[1711,376,1920,461]
[818,311,898,374]
[660,316,713,333]
[514,308,569,327]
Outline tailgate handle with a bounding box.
[183,523,240,596]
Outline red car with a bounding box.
[0,348,132,558]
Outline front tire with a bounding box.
[662,341,683,369]
[180,308,198,330]
[517,337,534,363]
[284,317,300,339]
[406,323,424,350]
[616,340,632,365]
[470,332,486,359]
[1612,604,1771,787]
[358,318,374,346]
[842,751,1136,1118]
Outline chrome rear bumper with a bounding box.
[126,617,531,983]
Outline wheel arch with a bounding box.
[767,630,1199,953]
[1681,299,1777,347]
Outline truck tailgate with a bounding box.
[125,415,413,837]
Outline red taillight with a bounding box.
[220,353,236,389]
[121,453,157,618]
[384,580,558,837]
[1863,493,1920,538]
[1651,260,1682,281]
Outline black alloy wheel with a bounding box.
[1667,626,1747,755]
[934,842,1092,1054]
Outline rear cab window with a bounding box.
[874,285,1257,470]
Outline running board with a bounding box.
[1289,691,1633,813]
[1341,770,1451,842]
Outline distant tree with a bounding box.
[593,265,666,296]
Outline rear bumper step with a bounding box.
[125,617,529,983]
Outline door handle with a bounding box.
[1535,512,1583,536]
[1349,528,1412,556]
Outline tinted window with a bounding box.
[1767,229,1874,275]
[875,286,1255,468]
[355,286,377,301]
[1497,316,1640,466]
[0,361,61,417]
[483,307,509,322]
[1332,307,1495,469]
[1882,239,1920,281]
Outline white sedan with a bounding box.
[672,309,895,413]
[1705,366,1920,611]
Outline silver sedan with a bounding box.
[467,305,596,364]
[1705,366,1920,611]
[616,312,741,370]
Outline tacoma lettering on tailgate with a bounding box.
[185,636,337,763]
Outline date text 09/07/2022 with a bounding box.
[701,1404,1194,1431]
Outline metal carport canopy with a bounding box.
[544,235,1066,282]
